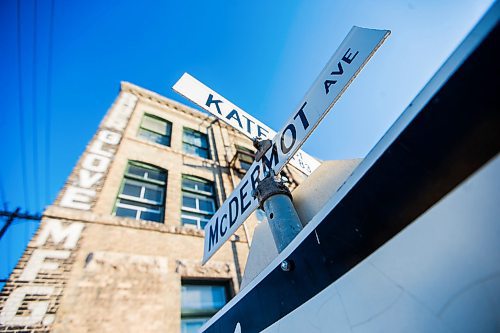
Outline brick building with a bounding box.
[0,82,306,332]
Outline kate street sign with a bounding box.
[173,73,321,176]
[181,26,390,265]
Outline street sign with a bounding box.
[194,26,389,264]
[173,73,321,176]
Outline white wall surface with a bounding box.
[262,154,500,333]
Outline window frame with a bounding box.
[114,199,164,221]
[137,113,173,147]
[118,178,165,205]
[180,213,210,230]
[113,161,167,223]
[181,191,216,215]
[180,279,232,332]
[182,127,211,159]
[235,144,255,172]
[181,175,216,229]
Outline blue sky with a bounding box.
[0,0,495,281]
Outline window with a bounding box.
[183,128,210,159]
[113,161,167,223]
[235,145,255,172]
[138,114,172,146]
[181,176,216,229]
[181,281,229,333]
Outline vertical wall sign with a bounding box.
[0,219,84,329]
[58,92,138,211]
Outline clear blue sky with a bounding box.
[0,0,495,282]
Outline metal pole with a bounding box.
[254,172,303,253]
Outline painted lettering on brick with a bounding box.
[59,92,138,211]
[0,219,84,327]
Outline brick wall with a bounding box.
[1,82,307,332]
[0,219,84,332]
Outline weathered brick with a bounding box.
[1,82,306,332]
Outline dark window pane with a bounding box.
[138,129,171,146]
[115,161,166,224]
[180,282,229,333]
[195,147,209,159]
[182,177,213,194]
[144,186,163,203]
[127,164,148,178]
[146,168,166,183]
[181,176,215,229]
[183,129,210,159]
[122,181,142,198]
[240,154,254,164]
[181,284,227,313]
[181,217,198,227]
[182,178,197,191]
[198,135,208,149]
[142,115,170,135]
[181,319,207,333]
[200,182,213,194]
[199,199,213,213]
[140,211,162,222]
[183,143,196,155]
[118,199,159,210]
[115,207,137,219]
[182,211,209,219]
[236,145,254,154]
[182,196,197,209]
[183,130,193,142]
[240,160,252,171]
[138,114,172,147]
[127,163,166,182]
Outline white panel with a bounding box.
[262,155,500,332]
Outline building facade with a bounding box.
[0,82,305,332]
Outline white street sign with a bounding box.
[173,73,321,175]
[195,26,389,264]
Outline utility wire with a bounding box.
[45,0,55,206]
[32,0,41,212]
[0,207,42,239]
[17,0,30,211]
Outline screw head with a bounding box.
[280,260,291,272]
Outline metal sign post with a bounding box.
[253,171,303,254]
[175,26,390,265]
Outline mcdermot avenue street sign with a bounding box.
[176,26,390,265]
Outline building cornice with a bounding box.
[120,81,215,122]
[120,81,257,143]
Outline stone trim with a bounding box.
[126,136,229,169]
[43,206,245,243]
[175,259,240,294]
[120,81,262,143]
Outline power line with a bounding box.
[45,0,55,205]
[32,0,41,211]
[0,208,41,240]
[17,0,30,211]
